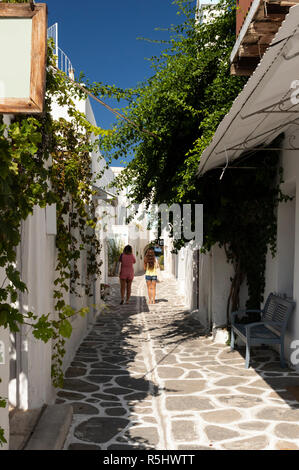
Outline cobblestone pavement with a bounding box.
[58,274,299,450]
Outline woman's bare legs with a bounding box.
[146,280,157,304]
[126,280,133,303]
[152,281,157,304]
[120,279,126,303]
[146,281,152,303]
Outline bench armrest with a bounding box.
[245,321,284,335]
[231,309,262,325]
[245,322,264,331]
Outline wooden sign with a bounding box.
[0,3,48,114]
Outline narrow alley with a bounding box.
[57,275,299,451]
[3,0,299,454]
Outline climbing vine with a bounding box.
[0,2,109,439]
[0,384,7,447]
[194,139,290,324]
[0,45,104,386]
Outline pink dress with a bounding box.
[119,254,136,280]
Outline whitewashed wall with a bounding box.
[177,244,196,311]
[169,126,299,359]
[0,119,12,445]
[197,252,212,329]
[164,234,249,335]
[62,224,94,371]
[264,127,299,367]
[0,325,10,449]
[5,95,108,414]
[13,208,56,410]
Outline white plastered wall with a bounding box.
[264,128,299,367]
[11,208,56,410]
[177,244,197,312]
[6,94,108,411]
[0,318,10,449]
[194,244,236,329]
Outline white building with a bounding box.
[0,24,115,449]
[106,167,154,275]
[196,0,220,24]
[196,5,299,364]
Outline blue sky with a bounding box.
[47,0,192,165]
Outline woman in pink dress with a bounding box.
[119,245,136,305]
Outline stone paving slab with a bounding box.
[59,275,299,450]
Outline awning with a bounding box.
[92,185,117,205]
[198,5,299,176]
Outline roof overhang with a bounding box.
[93,185,117,205]
[198,5,299,176]
[231,0,299,76]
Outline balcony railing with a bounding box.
[47,23,74,78]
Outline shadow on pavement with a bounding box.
[60,284,165,450]
[147,305,299,414]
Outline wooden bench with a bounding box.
[230,293,295,368]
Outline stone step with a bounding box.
[9,407,44,450]
[24,404,73,450]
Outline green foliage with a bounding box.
[0,32,104,398]
[159,255,164,271]
[195,139,289,322]
[95,0,287,322]
[98,0,246,207]
[0,379,6,411]
[107,239,124,276]
[0,378,7,447]
[0,0,106,445]
[0,427,7,447]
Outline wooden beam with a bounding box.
[238,43,268,57]
[249,20,281,34]
[255,10,287,21]
[264,3,291,14]
[0,3,36,17]
[267,0,299,5]
[242,31,277,44]
[231,56,260,76]
[231,63,256,76]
